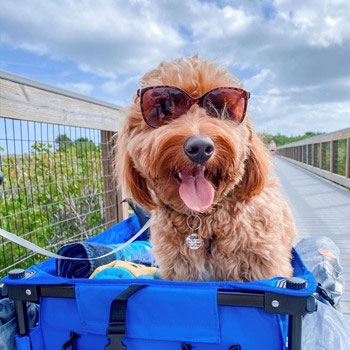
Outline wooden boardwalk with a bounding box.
[275,156,350,323]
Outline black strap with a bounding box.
[316,283,335,308]
[105,285,146,350]
[62,332,79,350]
[181,344,192,350]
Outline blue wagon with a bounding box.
[3,215,317,350]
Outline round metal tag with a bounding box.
[186,233,203,250]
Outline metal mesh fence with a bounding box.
[0,117,119,276]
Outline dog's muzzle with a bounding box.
[184,136,214,164]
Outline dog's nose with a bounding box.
[184,136,214,164]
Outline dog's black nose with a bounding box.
[184,136,214,164]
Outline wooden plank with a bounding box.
[279,153,350,188]
[0,78,123,132]
[0,69,120,110]
[278,156,350,188]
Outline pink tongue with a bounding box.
[179,168,214,212]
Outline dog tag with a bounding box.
[186,233,203,250]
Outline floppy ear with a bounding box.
[114,131,157,211]
[235,129,270,201]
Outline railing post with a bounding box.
[101,131,127,226]
[330,140,338,174]
[311,144,315,166]
[301,146,304,163]
[346,138,350,178]
[315,143,319,168]
[320,143,326,170]
[308,145,311,165]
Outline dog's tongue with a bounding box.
[179,167,214,212]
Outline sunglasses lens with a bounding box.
[141,87,191,128]
[203,88,247,123]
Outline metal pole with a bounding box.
[288,314,302,350]
[14,300,29,336]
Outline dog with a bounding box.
[116,56,297,281]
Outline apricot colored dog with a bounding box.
[116,56,297,281]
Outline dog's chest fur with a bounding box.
[149,193,295,282]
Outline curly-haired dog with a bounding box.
[116,56,297,281]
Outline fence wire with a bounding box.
[0,117,119,276]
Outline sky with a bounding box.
[1,0,350,136]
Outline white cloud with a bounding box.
[0,0,185,77]
[243,69,275,91]
[273,0,350,47]
[56,82,94,95]
[100,75,140,105]
[101,81,119,95]
[1,0,349,135]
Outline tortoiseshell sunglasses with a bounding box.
[137,86,250,128]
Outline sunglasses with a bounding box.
[137,86,251,128]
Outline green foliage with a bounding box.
[260,131,323,147]
[0,135,106,275]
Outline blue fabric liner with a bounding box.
[15,335,31,350]
[2,215,317,350]
[76,284,220,342]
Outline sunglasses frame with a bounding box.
[137,85,251,128]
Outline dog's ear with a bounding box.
[114,132,157,211]
[235,129,270,201]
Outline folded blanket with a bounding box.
[90,260,160,280]
[56,242,116,278]
[56,241,156,278]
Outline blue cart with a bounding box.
[3,215,317,350]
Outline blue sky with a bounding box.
[1,0,350,137]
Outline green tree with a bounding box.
[75,137,96,157]
[55,134,73,151]
[260,131,323,147]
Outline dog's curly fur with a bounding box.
[115,56,297,281]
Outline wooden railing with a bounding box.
[0,70,128,274]
[277,128,350,188]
